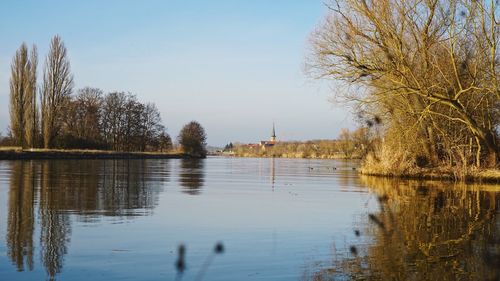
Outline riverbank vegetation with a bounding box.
[308,0,500,177]
[5,35,207,157]
[232,127,370,159]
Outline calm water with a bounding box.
[0,158,498,281]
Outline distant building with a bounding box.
[259,123,277,148]
[244,123,278,150]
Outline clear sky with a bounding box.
[0,0,354,146]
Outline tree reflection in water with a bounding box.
[6,159,170,281]
[304,176,500,281]
[7,161,36,272]
[179,159,205,195]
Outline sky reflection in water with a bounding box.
[0,158,497,281]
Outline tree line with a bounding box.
[231,127,371,159]
[61,88,171,151]
[309,0,499,169]
[7,35,207,156]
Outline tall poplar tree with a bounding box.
[9,43,38,148]
[41,35,73,148]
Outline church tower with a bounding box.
[270,123,276,142]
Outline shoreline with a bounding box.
[224,153,360,160]
[359,168,500,184]
[230,154,500,184]
[0,149,197,160]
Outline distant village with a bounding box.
[248,123,278,149]
[219,124,278,155]
[219,124,369,159]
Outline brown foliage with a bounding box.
[9,43,37,148]
[309,0,500,168]
[41,35,74,149]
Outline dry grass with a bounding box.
[0,146,22,151]
[0,146,188,160]
[359,143,414,176]
[471,169,500,182]
[361,164,500,183]
[359,143,500,183]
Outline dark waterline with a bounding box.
[0,157,497,280]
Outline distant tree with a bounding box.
[99,92,165,151]
[74,87,103,141]
[351,127,370,156]
[0,130,15,147]
[26,46,38,148]
[60,87,104,148]
[158,130,173,152]
[223,142,234,152]
[101,92,128,150]
[9,43,38,148]
[339,128,355,158]
[139,103,164,151]
[178,121,207,157]
[122,95,142,151]
[41,35,74,148]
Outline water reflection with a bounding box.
[305,176,500,281]
[179,159,205,195]
[7,161,36,272]
[270,158,275,190]
[5,159,170,280]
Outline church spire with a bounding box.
[270,123,276,142]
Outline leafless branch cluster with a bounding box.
[40,35,73,149]
[8,35,172,152]
[9,43,37,148]
[309,0,500,168]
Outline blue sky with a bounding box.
[0,0,353,146]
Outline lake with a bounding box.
[0,157,498,281]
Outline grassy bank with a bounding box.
[359,152,500,184]
[360,166,500,184]
[357,145,500,183]
[0,147,195,160]
[232,151,354,159]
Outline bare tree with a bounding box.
[9,43,37,148]
[41,35,74,148]
[25,46,38,148]
[101,92,128,150]
[63,87,103,142]
[78,87,103,141]
[339,128,355,158]
[157,130,172,152]
[309,0,499,167]
[8,36,170,151]
[140,103,164,151]
[99,92,166,151]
